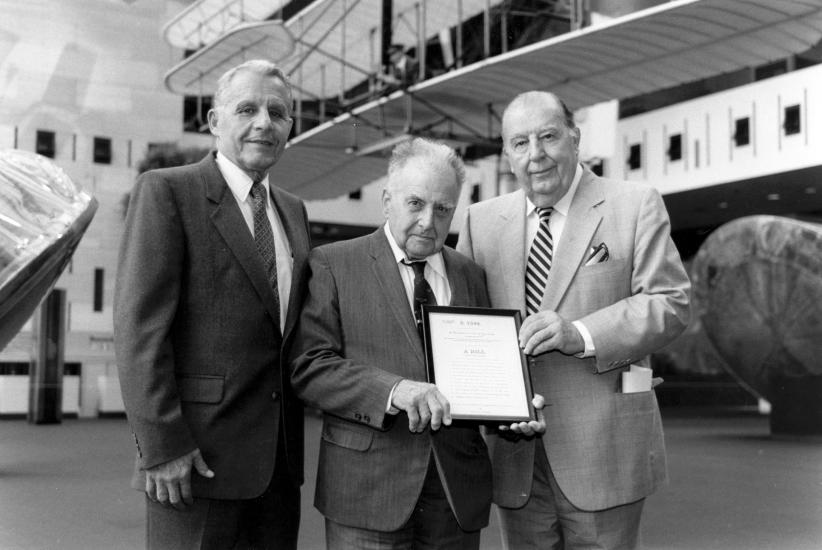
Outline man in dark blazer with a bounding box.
[457,91,691,549]
[290,138,492,549]
[114,60,310,549]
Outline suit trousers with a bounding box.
[498,443,644,550]
[325,453,480,550]
[145,435,300,550]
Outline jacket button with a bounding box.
[271,391,279,401]
[355,413,362,420]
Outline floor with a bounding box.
[1,409,820,550]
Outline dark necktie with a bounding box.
[403,260,437,331]
[250,180,281,331]
[525,207,553,316]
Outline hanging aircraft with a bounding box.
[161,0,822,212]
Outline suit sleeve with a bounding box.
[289,248,402,429]
[581,187,691,373]
[113,172,197,469]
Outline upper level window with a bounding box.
[667,134,682,161]
[734,118,750,147]
[36,130,56,158]
[93,137,112,164]
[627,144,641,170]
[348,189,362,200]
[784,105,801,135]
[93,268,104,312]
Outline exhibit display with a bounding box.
[691,215,822,435]
[0,149,97,351]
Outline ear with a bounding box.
[206,109,219,137]
[571,127,581,149]
[381,188,391,218]
[502,148,513,172]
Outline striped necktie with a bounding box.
[525,207,553,316]
[250,180,281,331]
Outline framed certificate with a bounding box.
[420,305,536,422]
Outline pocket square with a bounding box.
[584,242,609,266]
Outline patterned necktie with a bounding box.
[403,260,437,332]
[525,207,553,316]
[250,180,281,331]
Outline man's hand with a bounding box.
[391,379,452,433]
[498,394,547,436]
[145,449,214,509]
[519,310,584,356]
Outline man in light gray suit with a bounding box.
[291,138,493,549]
[458,91,690,549]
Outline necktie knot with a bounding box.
[403,259,427,279]
[250,180,265,201]
[537,206,553,223]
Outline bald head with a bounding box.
[502,91,576,138]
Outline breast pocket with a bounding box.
[573,258,630,307]
[577,257,628,278]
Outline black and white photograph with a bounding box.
[1,1,821,549]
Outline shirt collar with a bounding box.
[216,150,270,200]
[383,224,447,279]
[526,163,583,217]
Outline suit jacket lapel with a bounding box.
[203,155,282,324]
[368,229,425,363]
[443,248,467,306]
[499,190,528,313]
[543,170,604,311]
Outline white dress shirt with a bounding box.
[524,163,595,357]
[216,151,293,327]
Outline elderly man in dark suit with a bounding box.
[290,137,495,549]
[114,59,310,549]
[458,91,690,549]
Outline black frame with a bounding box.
[421,305,536,422]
